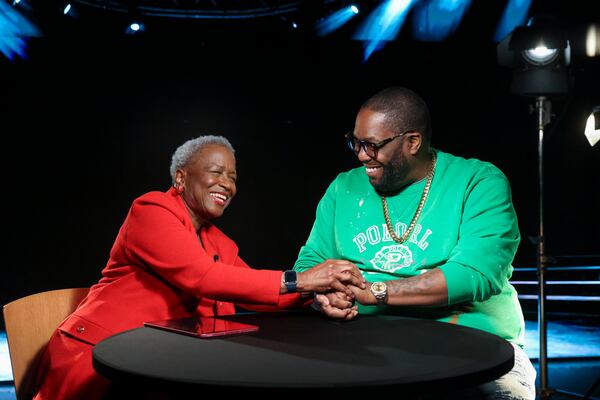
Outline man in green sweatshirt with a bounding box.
[294,87,536,399]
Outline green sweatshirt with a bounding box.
[294,150,525,346]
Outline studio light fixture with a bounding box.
[584,106,600,147]
[497,16,600,400]
[498,17,568,399]
[497,22,571,96]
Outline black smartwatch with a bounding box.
[283,270,298,293]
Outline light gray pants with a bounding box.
[417,343,537,399]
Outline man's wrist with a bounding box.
[370,281,388,306]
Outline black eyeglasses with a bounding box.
[345,131,412,158]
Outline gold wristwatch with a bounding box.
[370,281,388,306]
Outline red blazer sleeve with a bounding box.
[123,193,284,305]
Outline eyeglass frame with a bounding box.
[345,130,414,158]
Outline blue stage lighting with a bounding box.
[412,0,472,41]
[353,0,416,61]
[494,0,532,42]
[63,4,72,15]
[12,0,21,5]
[316,5,360,37]
[0,0,40,61]
[292,22,298,29]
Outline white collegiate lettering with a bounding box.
[395,222,407,238]
[352,233,367,252]
[409,224,422,244]
[352,223,432,252]
[417,228,432,250]
[366,226,381,245]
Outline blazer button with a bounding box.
[76,325,85,333]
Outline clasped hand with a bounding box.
[298,259,376,321]
[297,259,366,297]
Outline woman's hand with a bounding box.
[296,259,366,297]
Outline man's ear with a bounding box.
[405,132,423,156]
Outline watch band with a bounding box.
[370,281,387,306]
[283,270,297,293]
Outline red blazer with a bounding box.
[59,187,301,346]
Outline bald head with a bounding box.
[360,87,432,143]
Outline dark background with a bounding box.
[1,0,598,312]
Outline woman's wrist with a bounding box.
[295,271,306,292]
[280,272,287,294]
[281,270,302,294]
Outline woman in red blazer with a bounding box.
[33,135,364,399]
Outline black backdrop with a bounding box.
[1,0,598,313]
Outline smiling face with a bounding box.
[353,108,413,194]
[175,144,237,229]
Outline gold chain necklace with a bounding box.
[381,151,436,244]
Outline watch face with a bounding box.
[284,270,297,283]
[371,281,386,295]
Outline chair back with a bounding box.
[3,287,89,399]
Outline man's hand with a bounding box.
[348,284,377,305]
[314,292,358,321]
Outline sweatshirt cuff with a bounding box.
[439,262,479,305]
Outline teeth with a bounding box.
[366,167,379,173]
[210,193,227,201]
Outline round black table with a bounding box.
[93,312,514,395]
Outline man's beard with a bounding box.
[371,153,409,196]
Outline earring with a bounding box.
[175,181,184,194]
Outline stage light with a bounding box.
[353,0,416,61]
[412,0,472,41]
[584,107,600,147]
[316,5,360,37]
[494,0,532,43]
[586,24,599,57]
[499,16,598,399]
[125,22,145,34]
[497,22,571,96]
[522,46,558,65]
[12,0,21,5]
[63,4,72,15]
[292,22,298,29]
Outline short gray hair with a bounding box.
[169,135,235,184]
